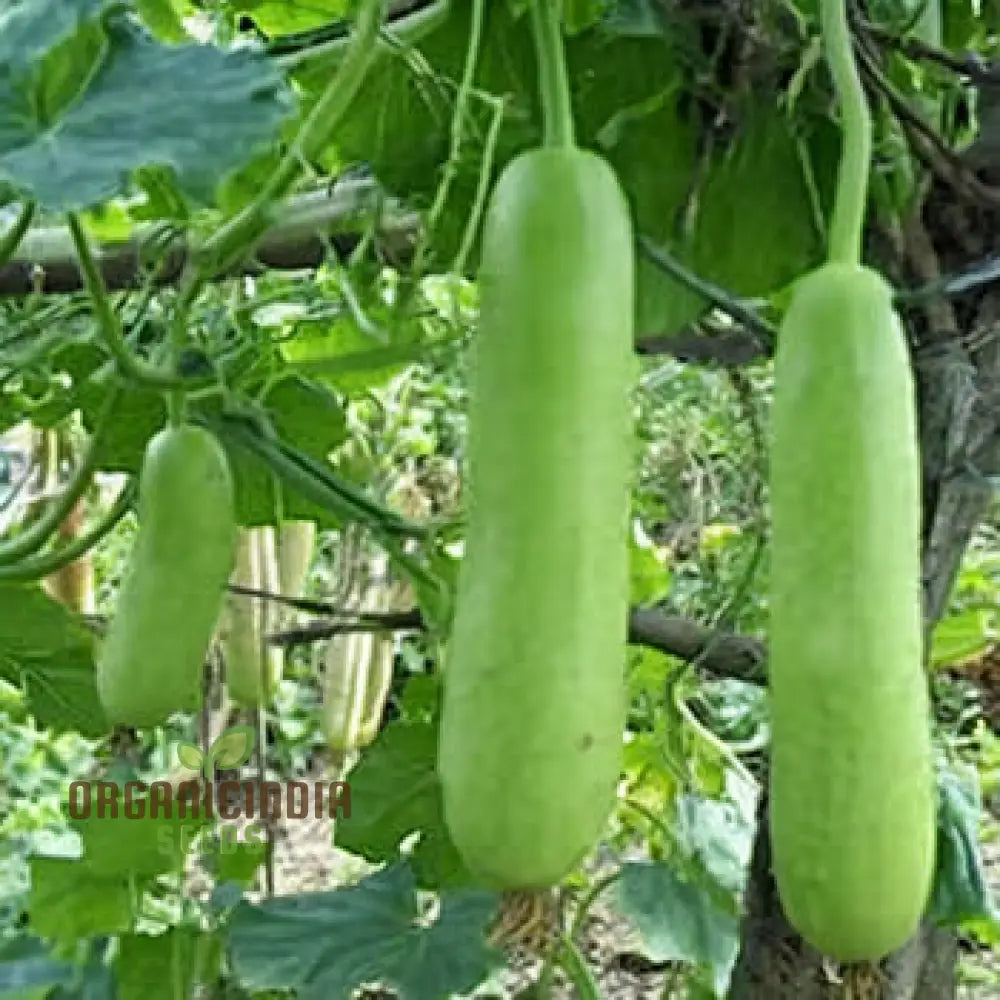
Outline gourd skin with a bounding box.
[324,551,397,752]
[224,527,283,707]
[323,629,393,751]
[98,426,237,728]
[277,520,315,602]
[438,148,634,889]
[768,262,936,961]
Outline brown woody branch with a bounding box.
[265,601,768,684]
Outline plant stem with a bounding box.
[555,935,601,1000]
[0,386,120,565]
[0,202,35,267]
[529,0,575,148]
[67,214,210,390]
[822,0,872,265]
[415,0,486,276]
[213,416,426,539]
[272,0,448,72]
[569,870,620,941]
[453,95,505,274]
[167,309,189,427]
[0,481,135,583]
[190,0,386,285]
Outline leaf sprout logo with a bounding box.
[177,725,256,780]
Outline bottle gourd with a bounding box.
[222,526,283,707]
[768,264,935,960]
[98,425,237,727]
[767,0,937,961]
[438,0,635,889]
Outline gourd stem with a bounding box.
[67,214,211,391]
[0,385,120,566]
[0,480,135,583]
[822,0,872,265]
[530,0,575,148]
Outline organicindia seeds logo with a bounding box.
[67,726,352,823]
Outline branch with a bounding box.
[637,235,779,345]
[627,607,766,683]
[852,24,1000,209]
[635,328,773,365]
[0,181,418,297]
[860,19,1000,85]
[259,594,768,685]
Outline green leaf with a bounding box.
[117,931,219,1000]
[176,742,204,771]
[562,0,607,34]
[228,863,500,1000]
[210,839,268,887]
[280,319,426,395]
[71,781,210,877]
[78,377,165,475]
[49,962,115,1000]
[0,0,111,71]
[928,761,1000,929]
[0,937,74,996]
[243,0,351,34]
[0,584,106,736]
[28,858,132,941]
[0,17,293,210]
[208,725,257,771]
[265,375,349,459]
[688,109,822,303]
[333,714,472,890]
[929,608,992,668]
[132,0,189,42]
[614,861,740,997]
[205,374,349,526]
[629,521,671,606]
[673,791,754,897]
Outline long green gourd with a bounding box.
[438,0,634,887]
[768,0,936,961]
[98,425,237,727]
[223,526,284,707]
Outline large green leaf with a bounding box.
[227,863,499,1000]
[326,3,819,337]
[673,789,754,897]
[48,962,115,1000]
[0,585,105,736]
[0,16,293,210]
[0,0,111,71]
[238,0,351,34]
[614,860,740,997]
[71,780,210,878]
[333,710,472,891]
[116,931,221,1000]
[27,858,132,942]
[0,938,73,997]
[928,761,1000,929]
[929,608,991,667]
[689,109,822,302]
